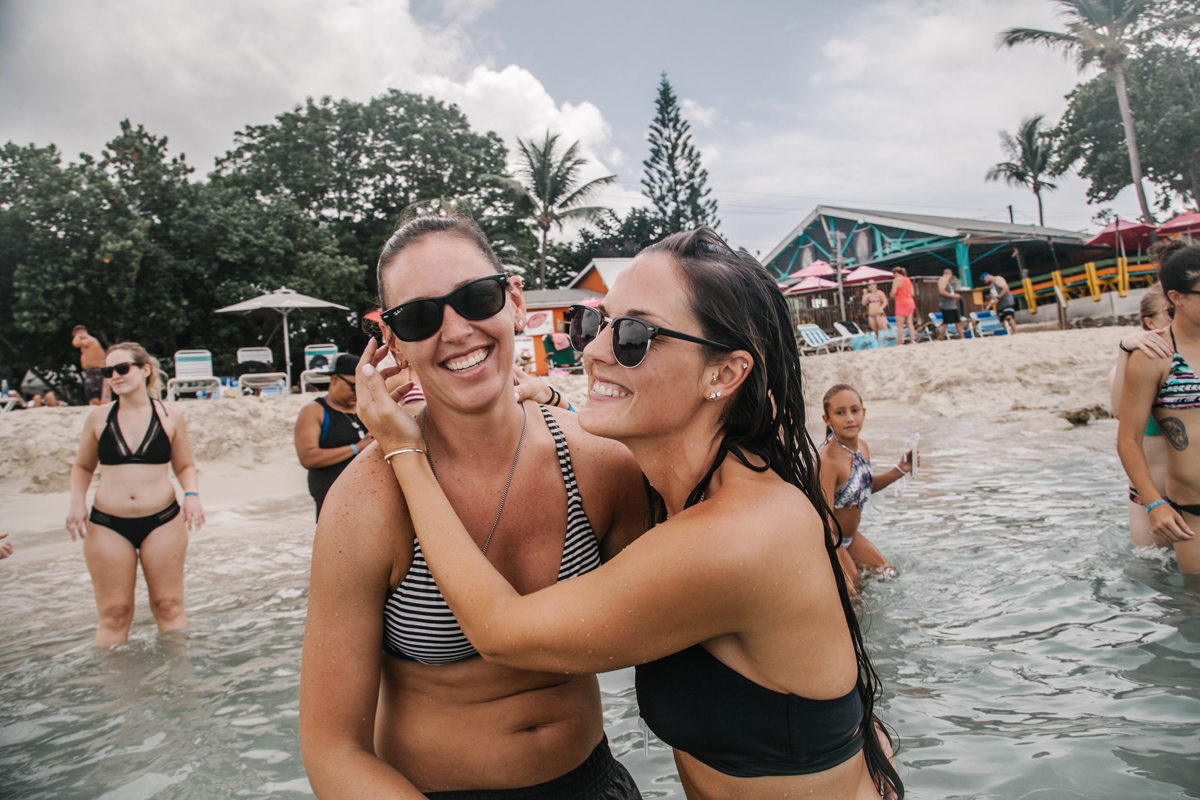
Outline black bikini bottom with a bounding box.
[424,737,640,800]
[1169,500,1200,517]
[90,500,181,549]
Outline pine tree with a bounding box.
[641,74,719,233]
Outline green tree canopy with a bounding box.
[212,90,536,288]
[986,114,1061,226]
[1056,44,1200,210]
[641,74,719,233]
[491,132,614,289]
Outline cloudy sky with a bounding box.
[0,0,1147,256]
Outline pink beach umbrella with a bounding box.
[788,260,835,279]
[1086,219,1157,250]
[842,265,895,285]
[784,276,839,294]
[1158,211,1200,238]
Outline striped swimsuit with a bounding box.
[382,405,601,665]
[1154,331,1200,411]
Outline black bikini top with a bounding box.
[634,439,865,778]
[97,400,173,465]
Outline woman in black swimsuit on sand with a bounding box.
[358,227,902,799]
[66,342,205,647]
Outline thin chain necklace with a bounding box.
[420,401,528,555]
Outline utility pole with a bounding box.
[1008,205,1014,224]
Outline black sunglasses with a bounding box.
[568,305,729,368]
[380,274,510,342]
[334,373,356,393]
[100,362,138,378]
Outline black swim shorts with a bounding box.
[424,737,641,800]
[997,304,1016,321]
[84,367,104,402]
[940,308,961,324]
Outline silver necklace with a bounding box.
[420,402,528,555]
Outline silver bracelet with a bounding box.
[383,447,425,464]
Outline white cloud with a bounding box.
[696,0,1144,252]
[681,98,719,127]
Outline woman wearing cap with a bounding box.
[294,353,373,520]
[299,216,646,799]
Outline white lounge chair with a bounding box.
[235,347,289,394]
[300,343,339,392]
[167,350,222,401]
[1,395,19,412]
[797,325,850,356]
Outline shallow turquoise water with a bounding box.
[1,415,1197,798]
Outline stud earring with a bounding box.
[716,391,722,398]
[742,362,748,369]
[709,392,717,400]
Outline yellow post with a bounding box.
[1023,277,1037,313]
[1085,262,1101,301]
[1117,257,1129,297]
[1052,270,1065,298]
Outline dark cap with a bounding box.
[333,353,358,377]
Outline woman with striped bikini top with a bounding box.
[383,405,601,664]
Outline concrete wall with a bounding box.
[1016,286,1149,325]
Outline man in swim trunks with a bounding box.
[981,273,1017,334]
[72,326,107,405]
[937,268,963,340]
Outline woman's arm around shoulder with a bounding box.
[543,404,647,561]
[299,445,427,799]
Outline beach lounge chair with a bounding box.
[928,312,969,339]
[166,350,222,401]
[797,325,849,355]
[235,347,289,394]
[300,343,339,392]
[969,311,1009,337]
[1,395,19,413]
[833,322,874,351]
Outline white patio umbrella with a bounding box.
[216,287,349,385]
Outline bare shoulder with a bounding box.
[83,402,113,430]
[317,441,415,589]
[296,401,324,424]
[1126,347,1171,380]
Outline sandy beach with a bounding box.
[0,326,1126,541]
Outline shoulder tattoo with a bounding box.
[1160,416,1189,451]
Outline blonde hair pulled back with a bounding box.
[106,342,165,398]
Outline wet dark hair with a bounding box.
[640,227,903,798]
[1155,239,1200,300]
[376,214,503,308]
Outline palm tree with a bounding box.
[986,114,1059,227]
[493,133,614,289]
[998,0,1198,224]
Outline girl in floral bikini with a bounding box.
[819,384,912,594]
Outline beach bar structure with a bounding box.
[763,206,1142,329]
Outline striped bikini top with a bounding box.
[1155,330,1200,411]
[827,435,873,510]
[382,404,601,665]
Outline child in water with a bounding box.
[819,384,912,593]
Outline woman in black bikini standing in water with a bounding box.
[66,342,205,647]
[299,216,646,799]
[1119,240,1200,573]
[358,228,902,799]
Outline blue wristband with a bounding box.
[350,443,359,456]
[184,492,198,498]
[1146,499,1169,514]
[566,402,576,412]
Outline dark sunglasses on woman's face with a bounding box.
[381,274,510,342]
[100,362,137,378]
[568,305,729,368]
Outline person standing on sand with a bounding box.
[936,269,963,340]
[1109,284,1173,549]
[293,353,374,520]
[981,274,1017,334]
[66,342,205,647]
[890,267,917,344]
[1119,241,1200,574]
[862,280,889,335]
[72,326,107,406]
[819,385,911,594]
